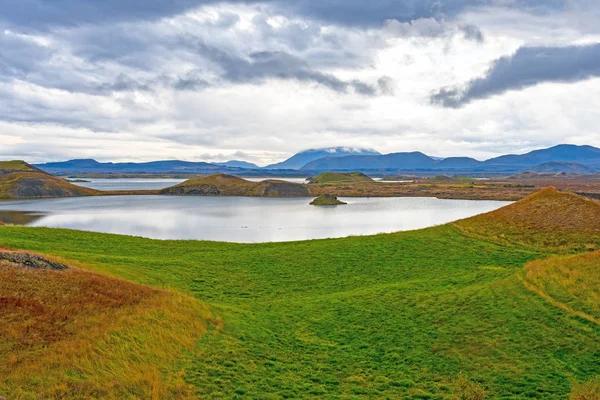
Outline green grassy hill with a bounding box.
[161,173,309,197]
[454,187,600,253]
[0,188,599,398]
[309,172,374,184]
[0,160,99,199]
[0,160,40,171]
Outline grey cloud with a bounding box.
[460,24,484,43]
[181,37,388,95]
[0,0,571,31]
[431,43,600,107]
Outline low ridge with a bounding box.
[0,160,99,199]
[161,173,309,197]
[309,172,374,184]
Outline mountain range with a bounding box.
[34,144,600,175]
[264,147,381,170]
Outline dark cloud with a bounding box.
[460,24,484,43]
[180,36,388,94]
[431,43,600,107]
[0,0,569,31]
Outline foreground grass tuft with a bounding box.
[0,261,216,399]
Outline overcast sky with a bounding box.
[1,0,599,165]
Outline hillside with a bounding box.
[161,173,309,197]
[0,249,215,398]
[454,187,600,252]
[525,161,597,175]
[523,250,600,324]
[265,147,381,170]
[309,172,374,184]
[0,160,99,198]
[484,144,600,168]
[218,160,260,169]
[35,159,257,175]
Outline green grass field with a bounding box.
[1,214,599,398]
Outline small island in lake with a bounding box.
[310,194,347,206]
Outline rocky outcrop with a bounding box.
[262,181,310,197]
[0,252,68,270]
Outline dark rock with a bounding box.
[0,252,68,270]
[264,181,310,197]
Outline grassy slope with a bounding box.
[310,172,374,184]
[454,187,600,253]
[0,160,36,171]
[0,172,99,198]
[1,223,599,399]
[523,250,600,323]
[0,254,216,399]
[161,174,309,197]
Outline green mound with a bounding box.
[0,160,42,172]
[454,187,600,252]
[310,194,347,205]
[0,170,99,199]
[309,172,374,184]
[161,173,309,197]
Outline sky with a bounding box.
[0,0,599,166]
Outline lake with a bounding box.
[73,177,310,190]
[0,196,510,243]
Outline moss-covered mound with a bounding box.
[310,194,347,205]
[161,174,309,197]
[0,171,99,199]
[454,187,600,252]
[0,161,99,199]
[309,172,374,184]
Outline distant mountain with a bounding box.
[301,152,436,170]
[36,159,239,175]
[434,157,482,170]
[33,144,600,175]
[525,162,598,175]
[217,160,260,169]
[484,144,600,168]
[264,147,381,170]
[301,144,600,172]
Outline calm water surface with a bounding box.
[0,196,510,243]
[75,177,309,190]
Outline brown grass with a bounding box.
[571,377,600,400]
[454,187,600,252]
[0,251,216,399]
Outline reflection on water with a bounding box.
[74,177,310,191]
[0,210,45,225]
[0,195,511,243]
[73,178,185,191]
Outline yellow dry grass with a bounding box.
[522,250,600,324]
[0,252,217,399]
